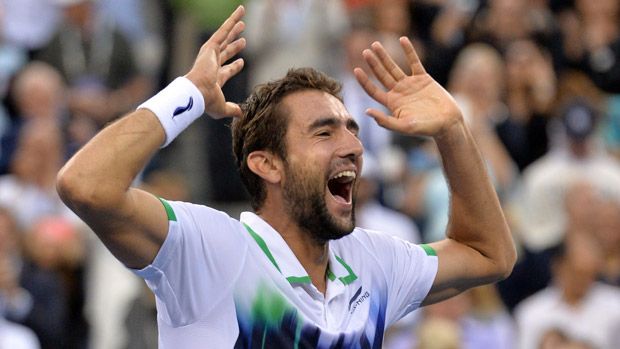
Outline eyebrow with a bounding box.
[308,116,360,133]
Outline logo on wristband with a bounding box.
[173,97,194,118]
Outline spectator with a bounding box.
[393,285,515,349]
[578,0,620,93]
[0,61,66,174]
[37,0,151,135]
[244,0,349,88]
[515,233,620,349]
[416,317,461,349]
[400,43,517,242]
[518,98,620,251]
[470,0,534,51]
[498,180,601,311]
[447,43,517,196]
[20,216,87,349]
[501,39,556,170]
[0,120,73,231]
[418,0,478,86]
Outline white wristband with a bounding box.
[138,77,205,147]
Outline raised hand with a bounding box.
[185,6,246,119]
[353,37,463,138]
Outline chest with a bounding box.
[231,250,388,348]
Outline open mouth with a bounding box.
[327,170,356,204]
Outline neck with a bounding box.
[259,210,330,294]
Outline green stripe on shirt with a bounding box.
[157,197,177,221]
[420,244,437,256]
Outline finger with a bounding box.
[370,42,406,81]
[366,108,399,131]
[400,37,426,75]
[218,58,245,86]
[224,102,242,118]
[220,21,245,51]
[220,38,246,65]
[362,49,397,89]
[353,67,388,106]
[210,5,245,44]
[367,108,415,134]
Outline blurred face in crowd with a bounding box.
[11,121,63,186]
[554,234,603,303]
[64,1,94,31]
[26,217,83,270]
[593,199,620,255]
[564,181,599,230]
[373,0,410,36]
[13,62,65,121]
[450,44,505,104]
[487,0,530,42]
[576,0,619,20]
[345,28,378,70]
[280,90,363,242]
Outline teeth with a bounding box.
[331,171,356,180]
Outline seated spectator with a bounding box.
[0,120,73,231]
[501,39,555,170]
[519,98,620,251]
[20,216,87,348]
[515,233,620,349]
[244,0,349,88]
[388,285,515,349]
[0,61,66,174]
[37,0,151,134]
[470,0,553,51]
[400,43,517,242]
[416,317,461,349]
[447,42,517,197]
[555,0,620,93]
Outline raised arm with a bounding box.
[56,6,247,269]
[354,38,516,305]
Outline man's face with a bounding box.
[280,90,363,242]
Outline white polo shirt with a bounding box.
[133,199,438,348]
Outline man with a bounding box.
[56,6,516,348]
[515,233,620,349]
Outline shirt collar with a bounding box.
[240,212,357,286]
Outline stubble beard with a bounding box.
[282,162,356,244]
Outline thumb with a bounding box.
[224,102,242,118]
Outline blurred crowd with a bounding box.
[0,0,619,348]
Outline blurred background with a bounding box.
[0,0,619,348]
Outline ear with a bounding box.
[246,151,283,184]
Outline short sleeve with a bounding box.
[132,199,247,327]
[361,231,438,325]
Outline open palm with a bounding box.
[185,6,246,119]
[354,38,463,138]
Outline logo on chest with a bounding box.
[348,286,370,315]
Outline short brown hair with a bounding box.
[232,68,342,211]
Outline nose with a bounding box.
[337,127,364,162]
